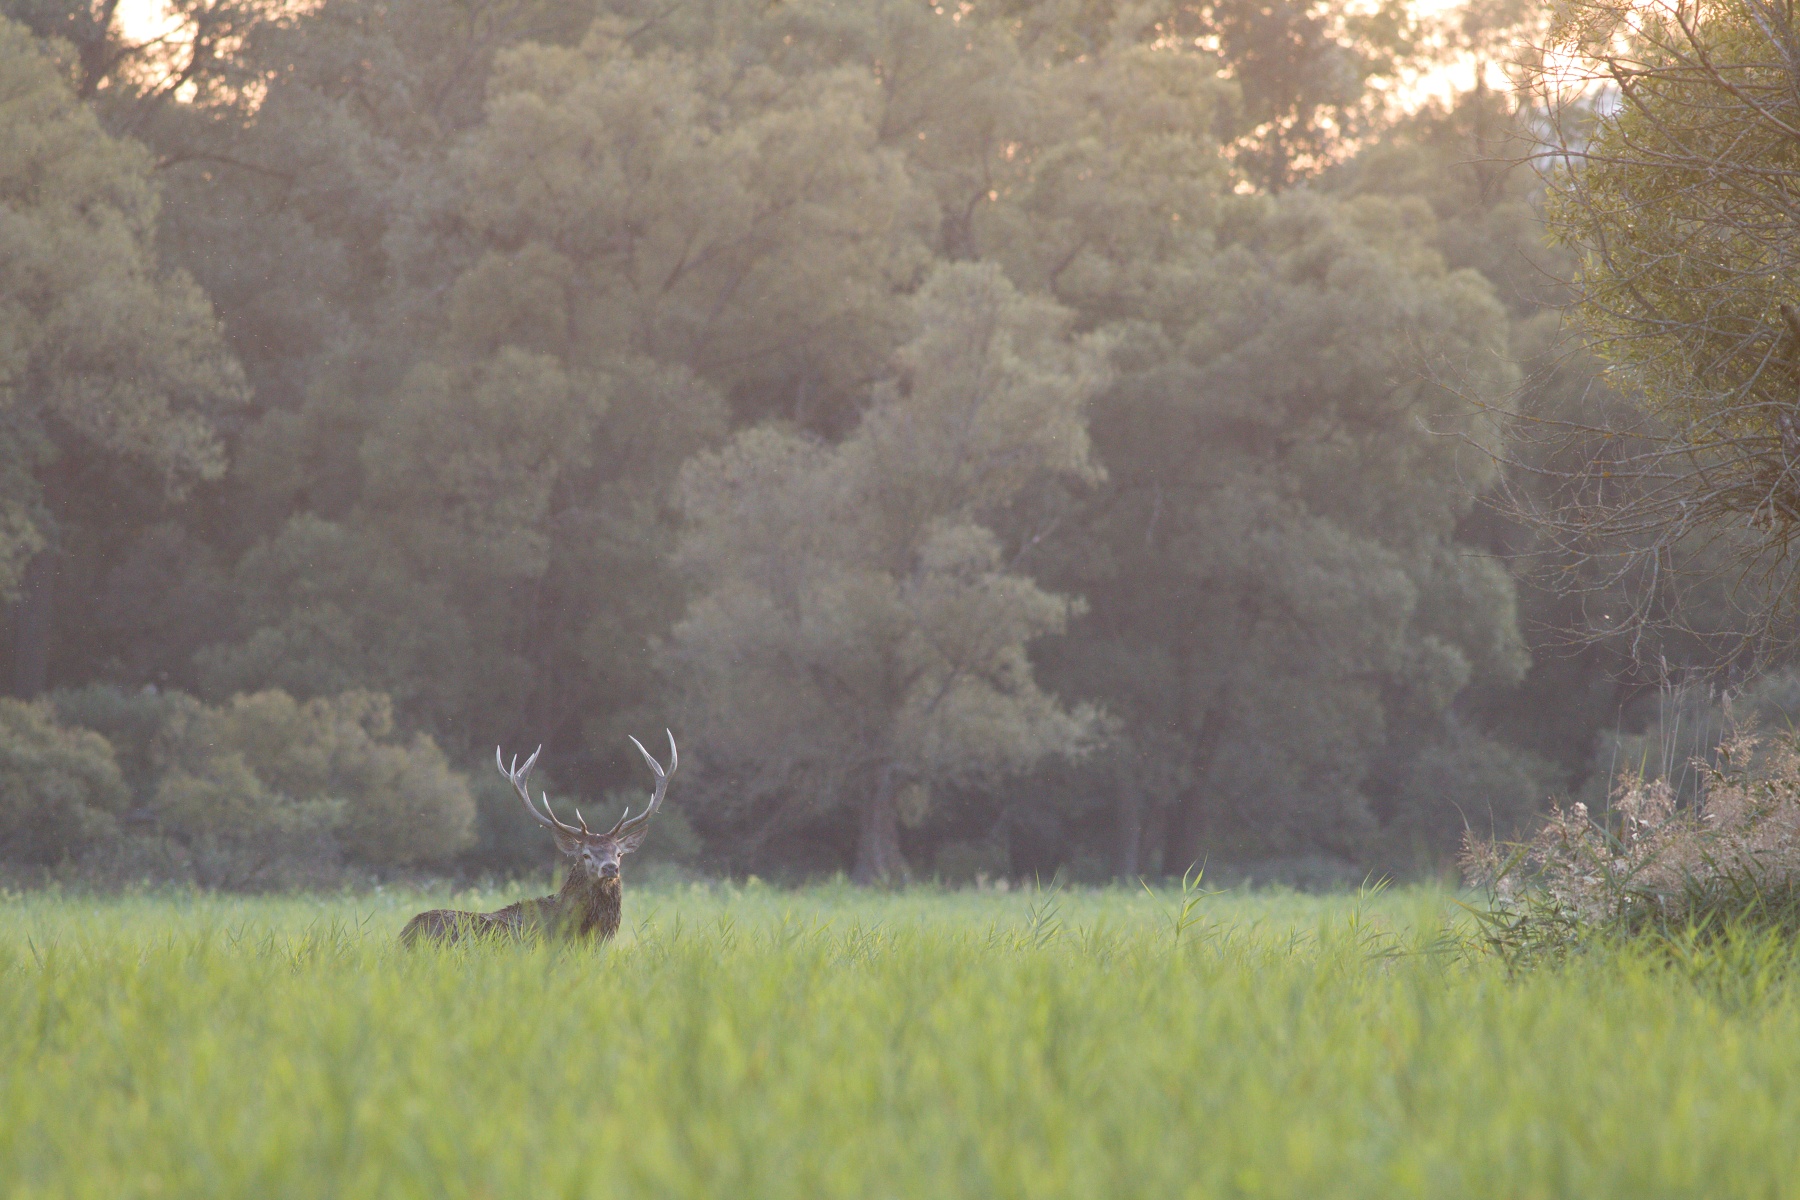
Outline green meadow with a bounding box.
[7,882,1800,1199]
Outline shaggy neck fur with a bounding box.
[554,869,623,939]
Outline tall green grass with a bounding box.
[6,882,1800,1198]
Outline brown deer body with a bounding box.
[400,733,675,946]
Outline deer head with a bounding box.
[497,732,677,881]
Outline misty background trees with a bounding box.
[0,0,1765,886]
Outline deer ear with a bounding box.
[617,827,650,855]
[553,829,585,856]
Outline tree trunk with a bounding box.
[852,768,910,886]
[1114,787,1143,883]
[13,551,54,699]
[1163,784,1203,882]
[1163,702,1228,878]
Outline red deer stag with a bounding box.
[400,732,676,945]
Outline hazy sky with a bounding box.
[113,0,1487,114]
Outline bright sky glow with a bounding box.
[119,0,1508,114]
[118,0,185,45]
[1386,0,1522,110]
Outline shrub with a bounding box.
[51,684,202,803]
[15,685,478,887]
[156,690,475,871]
[1463,714,1800,956]
[152,748,342,887]
[0,699,128,865]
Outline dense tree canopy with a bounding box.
[668,265,1107,883]
[1020,191,1532,874]
[0,17,242,698]
[0,0,1697,886]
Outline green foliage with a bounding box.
[669,265,1107,882]
[0,16,243,595]
[1519,0,1800,630]
[20,686,476,885]
[14,887,1800,1195]
[157,690,475,869]
[0,698,126,864]
[974,42,1236,319]
[1021,187,1527,872]
[1388,724,1563,854]
[448,26,929,406]
[48,682,195,802]
[192,516,477,720]
[1543,0,1800,426]
[1194,0,1425,189]
[0,0,1584,882]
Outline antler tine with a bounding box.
[496,744,583,837]
[606,730,677,838]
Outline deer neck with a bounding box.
[554,869,623,939]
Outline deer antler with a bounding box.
[496,745,585,838]
[605,730,677,838]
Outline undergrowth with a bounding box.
[1463,714,1800,964]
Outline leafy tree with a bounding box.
[107,9,731,772]
[438,24,931,424]
[976,43,1238,325]
[981,0,1421,190]
[1196,0,1420,190]
[1529,0,1800,652]
[666,265,1106,883]
[746,0,1039,265]
[192,516,478,726]
[1025,191,1531,873]
[0,17,243,693]
[1540,0,1797,422]
[1343,85,1780,784]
